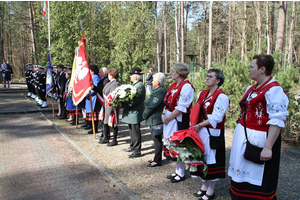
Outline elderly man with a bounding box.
[122,67,146,158]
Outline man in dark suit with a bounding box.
[92,67,109,136]
[57,64,67,119]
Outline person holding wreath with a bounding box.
[228,55,289,200]
[162,62,194,183]
[143,72,167,167]
[99,68,121,146]
[191,69,229,200]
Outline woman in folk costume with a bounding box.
[190,69,229,200]
[99,68,121,146]
[228,55,289,200]
[64,69,83,126]
[162,62,194,183]
[85,65,101,134]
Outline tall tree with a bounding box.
[154,2,161,72]
[163,1,167,72]
[174,1,179,63]
[241,1,247,61]
[253,1,261,54]
[208,1,213,69]
[0,2,5,62]
[288,1,295,69]
[228,2,232,54]
[180,1,184,62]
[28,1,36,63]
[269,1,275,54]
[275,1,287,68]
[275,1,287,53]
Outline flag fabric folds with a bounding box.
[46,54,53,95]
[72,38,93,106]
[43,1,47,16]
[68,48,77,93]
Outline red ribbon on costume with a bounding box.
[96,93,104,106]
[108,108,118,127]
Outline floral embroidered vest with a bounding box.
[164,79,193,112]
[239,81,281,132]
[197,88,226,129]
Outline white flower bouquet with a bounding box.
[105,84,140,110]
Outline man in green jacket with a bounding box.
[122,67,146,158]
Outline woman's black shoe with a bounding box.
[84,125,92,130]
[147,162,162,167]
[167,173,177,179]
[193,189,207,197]
[198,193,215,200]
[170,175,185,183]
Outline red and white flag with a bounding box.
[43,1,47,16]
[72,38,93,106]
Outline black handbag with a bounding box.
[200,105,225,150]
[175,113,190,131]
[151,124,163,136]
[241,94,265,165]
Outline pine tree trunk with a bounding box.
[253,1,261,54]
[275,1,287,52]
[29,1,36,63]
[287,1,295,69]
[0,2,4,62]
[180,1,184,62]
[228,3,232,54]
[241,1,247,62]
[154,2,161,72]
[270,1,275,54]
[202,3,208,67]
[163,1,167,73]
[175,1,179,63]
[275,1,287,68]
[208,1,213,69]
[266,2,270,54]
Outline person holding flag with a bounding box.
[72,38,94,134]
[85,65,101,134]
[46,54,53,97]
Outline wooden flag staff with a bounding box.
[81,23,96,138]
[52,89,54,118]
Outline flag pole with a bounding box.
[47,1,54,118]
[80,22,95,138]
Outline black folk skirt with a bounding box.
[230,135,281,200]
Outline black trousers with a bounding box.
[38,88,46,101]
[128,123,141,153]
[151,132,162,164]
[31,83,36,95]
[59,97,67,118]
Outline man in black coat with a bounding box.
[57,64,67,119]
[92,67,109,136]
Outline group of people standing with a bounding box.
[23,54,288,199]
[143,54,289,200]
[25,63,47,108]
[1,59,13,88]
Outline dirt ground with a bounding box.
[44,109,300,200]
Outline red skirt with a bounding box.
[67,109,82,116]
[86,112,100,121]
